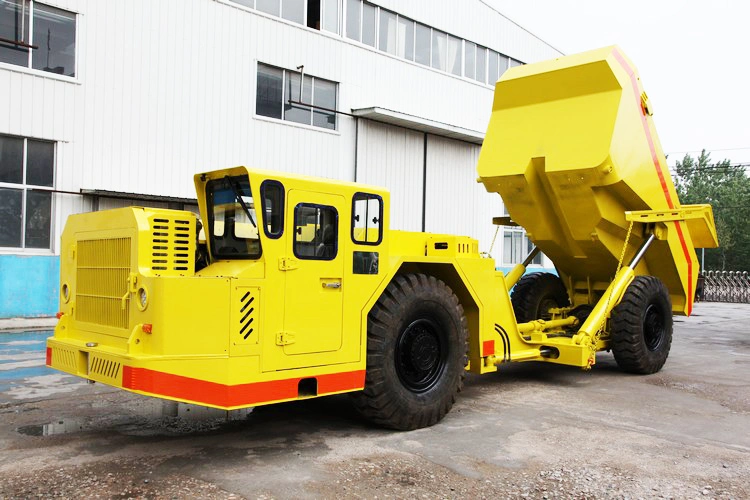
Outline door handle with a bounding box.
[322,282,341,289]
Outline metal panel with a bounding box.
[356,120,424,231]
[424,135,504,263]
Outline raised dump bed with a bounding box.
[478,46,718,315]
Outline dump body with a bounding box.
[478,46,717,315]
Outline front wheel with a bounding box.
[352,273,468,430]
[610,275,673,374]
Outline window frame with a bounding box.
[293,202,339,261]
[205,176,263,260]
[0,0,78,79]
[350,192,383,246]
[259,179,285,239]
[0,134,56,251]
[256,62,339,131]
[502,227,542,266]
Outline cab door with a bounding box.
[278,190,345,365]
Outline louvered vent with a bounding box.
[457,240,478,254]
[76,238,131,329]
[150,215,196,275]
[89,355,121,384]
[238,289,257,341]
[53,347,77,371]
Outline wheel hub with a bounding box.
[643,304,665,351]
[396,319,446,393]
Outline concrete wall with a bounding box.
[0,255,59,318]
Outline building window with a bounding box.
[430,29,446,71]
[474,45,487,84]
[414,22,430,66]
[342,0,522,85]
[256,63,337,130]
[0,1,76,77]
[0,134,54,249]
[503,228,542,266]
[232,0,340,34]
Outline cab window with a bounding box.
[206,176,261,259]
[294,204,338,260]
[351,193,383,245]
[260,180,284,239]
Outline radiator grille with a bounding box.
[76,238,131,329]
[150,215,195,275]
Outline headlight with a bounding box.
[137,286,149,311]
[61,283,70,303]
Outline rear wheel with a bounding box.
[511,272,570,323]
[610,275,673,374]
[352,273,468,430]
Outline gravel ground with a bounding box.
[0,302,748,499]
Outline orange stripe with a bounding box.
[612,49,693,315]
[122,366,365,407]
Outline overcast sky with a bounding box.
[487,0,750,167]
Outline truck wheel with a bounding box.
[511,272,570,323]
[352,273,468,430]
[611,275,673,374]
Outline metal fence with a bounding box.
[699,271,750,303]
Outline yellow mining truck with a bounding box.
[47,47,717,430]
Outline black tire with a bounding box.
[610,275,673,374]
[511,272,570,323]
[352,273,468,431]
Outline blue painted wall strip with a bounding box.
[0,255,59,318]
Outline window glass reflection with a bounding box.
[414,23,430,66]
[256,64,283,119]
[313,78,336,129]
[361,2,376,47]
[345,0,360,41]
[26,139,54,187]
[396,16,414,61]
[256,0,280,16]
[24,189,51,248]
[284,71,313,125]
[379,9,396,55]
[322,0,338,33]
[281,0,304,24]
[0,135,23,184]
[0,0,30,67]
[464,41,475,80]
[0,187,22,247]
[475,46,486,83]
[447,35,461,76]
[31,3,76,76]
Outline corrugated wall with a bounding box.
[424,135,503,254]
[356,121,424,231]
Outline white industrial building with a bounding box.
[0,0,562,317]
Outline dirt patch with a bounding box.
[313,453,747,499]
[0,457,240,499]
